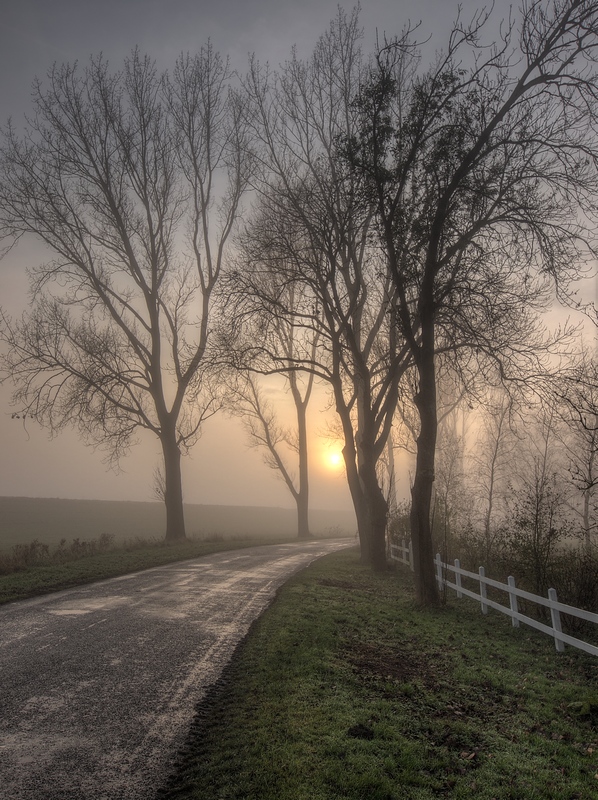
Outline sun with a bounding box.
[326,451,343,469]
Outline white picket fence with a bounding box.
[389,540,598,657]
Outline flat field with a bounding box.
[0,496,357,551]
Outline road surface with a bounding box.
[0,538,354,799]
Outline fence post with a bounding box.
[548,588,565,653]
[408,540,414,572]
[479,566,488,615]
[435,553,443,590]
[507,576,519,628]
[454,559,463,598]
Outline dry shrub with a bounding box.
[0,533,117,574]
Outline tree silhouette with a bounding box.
[0,47,251,540]
[343,0,598,602]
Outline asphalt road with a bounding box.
[0,538,354,800]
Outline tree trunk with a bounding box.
[343,444,371,559]
[345,469,367,553]
[161,425,187,542]
[296,489,311,539]
[583,484,592,554]
[410,340,440,606]
[296,396,311,539]
[343,442,388,570]
[387,432,398,513]
[359,457,389,572]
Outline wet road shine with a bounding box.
[0,538,353,799]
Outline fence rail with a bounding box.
[389,541,598,658]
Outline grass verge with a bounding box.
[160,548,598,800]
[0,535,297,605]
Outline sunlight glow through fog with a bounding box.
[0,0,589,510]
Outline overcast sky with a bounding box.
[0,0,532,509]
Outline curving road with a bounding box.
[0,538,354,800]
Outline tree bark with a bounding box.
[342,444,371,560]
[387,432,398,513]
[410,336,440,606]
[297,492,311,539]
[295,393,311,539]
[343,442,388,571]
[360,462,389,572]
[161,425,187,542]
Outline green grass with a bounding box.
[161,549,598,800]
[0,535,297,605]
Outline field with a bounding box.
[161,549,598,800]
[0,496,357,551]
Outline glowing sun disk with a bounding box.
[327,451,343,468]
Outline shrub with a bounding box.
[0,533,122,574]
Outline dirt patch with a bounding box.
[317,578,366,591]
[343,639,431,684]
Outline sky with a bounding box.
[0,0,557,510]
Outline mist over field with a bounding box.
[0,496,356,551]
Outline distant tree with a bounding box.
[226,373,314,539]
[470,391,519,562]
[0,47,251,541]
[556,345,598,552]
[223,285,319,539]
[502,400,575,596]
[342,0,598,603]
[433,398,469,554]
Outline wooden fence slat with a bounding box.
[435,553,443,590]
[479,566,488,615]
[454,559,463,599]
[507,576,519,628]
[548,588,566,653]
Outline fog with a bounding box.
[0,0,494,509]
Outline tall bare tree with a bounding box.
[0,47,251,540]
[233,9,411,569]
[343,0,598,603]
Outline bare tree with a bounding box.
[470,391,519,561]
[0,47,251,540]
[556,345,598,551]
[342,0,598,603]
[226,369,315,539]
[504,399,574,595]
[234,9,412,570]
[433,417,466,557]
[223,282,319,539]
